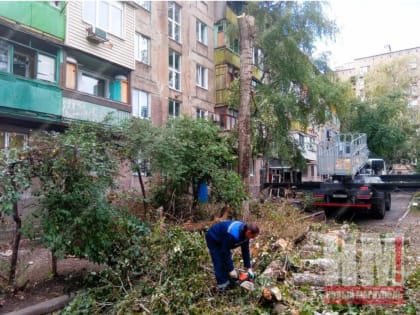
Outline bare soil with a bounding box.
[0,244,103,314]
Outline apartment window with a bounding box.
[37,53,56,82]
[0,131,27,160]
[0,40,11,72]
[168,2,181,42]
[169,99,180,117]
[196,19,208,45]
[132,89,150,119]
[252,47,264,68]
[196,108,206,119]
[169,50,181,91]
[82,1,122,37]
[4,43,56,83]
[135,1,151,11]
[135,33,150,64]
[196,64,208,89]
[78,71,107,97]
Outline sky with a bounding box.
[317,0,420,69]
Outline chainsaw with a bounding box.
[235,269,255,291]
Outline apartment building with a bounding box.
[132,1,216,126]
[335,46,420,107]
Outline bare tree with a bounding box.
[237,14,255,218]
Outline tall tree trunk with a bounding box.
[237,14,255,219]
[9,201,21,285]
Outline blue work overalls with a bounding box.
[205,220,251,288]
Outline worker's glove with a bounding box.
[229,269,239,279]
[247,268,256,280]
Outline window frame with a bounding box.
[132,89,151,119]
[134,33,150,64]
[135,0,151,11]
[196,19,208,45]
[196,108,206,119]
[168,1,181,42]
[0,40,11,73]
[0,131,28,161]
[168,99,181,118]
[196,64,208,89]
[168,50,181,91]
[77,69,109,98]
[82,0,123,38]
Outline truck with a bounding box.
[312,133,391,219]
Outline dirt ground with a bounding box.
[0,244,103,314]
[1,208,420,314]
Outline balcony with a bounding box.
[215,47,240,68]
[0,72,62,120]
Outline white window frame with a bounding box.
[135,33,150,64]
[135,1,151,11]
[196,64,208,89]
[168,2,181,42]
[82,1,123,37]
[196,19,208,45]
[196,108,206,119]
[37,53,56,83]
[169,99,181,118]
[0,40,11,73]
[0,131,28,160]
[169,50,181,91]
[132,89,151,119]
[77,70,109,97]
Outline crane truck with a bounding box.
[312,133,391,219]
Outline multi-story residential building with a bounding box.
[0,0,336,195]
[335,46,420,107]
[133,1,216,126]
[0,1,135,154]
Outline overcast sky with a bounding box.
[316,0,420,69]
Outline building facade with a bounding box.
[335,46,420,107]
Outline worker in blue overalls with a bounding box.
[205,220,260,291]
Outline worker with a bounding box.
[205,220,260,291]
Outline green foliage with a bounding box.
[31,122,124,264]
[150,116,247,215]
[236,2,348,169]
[0,150,33,217]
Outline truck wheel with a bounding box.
[372,198,386,219]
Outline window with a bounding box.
[196,19,208,45]
[196,108,206,119]
[169,99,180,117]
[169,50,181,90]
[50,1,61,9]
[168,2,181,42]
[6,44,56,83]
[78,71,107,97]
[252,47,264,68]
[135,1,151,11]
[135,33,150,64]
[132,89,150,119]
[250,159,254,177]
[37,53,56,82]
[13,48,34,78]
[196,64,208,89]
[82,1,122,37]
[0,131,27,160]
[0,40,11,72]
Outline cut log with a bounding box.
[261,259,287,281]
[292,273,325,286]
